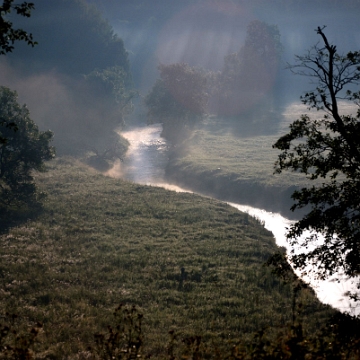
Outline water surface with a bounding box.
[106,121,359,315]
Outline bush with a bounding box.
[0,86,54,218]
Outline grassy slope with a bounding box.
[165,101,357,217]
[165,116,311,218]
[0,158,334,358]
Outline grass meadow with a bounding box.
[165,109,318,217]
[0,157,335,358]
[165,102,358,213]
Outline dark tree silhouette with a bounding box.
[0,0,36,146]
[273,26,360,298]
[0,0,36,54]
[0,87,54,213]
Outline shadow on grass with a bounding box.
[85,155,114,172]
[0,203,44,234]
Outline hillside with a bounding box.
[164,113,307,219]
[0,157,336,358]
[163,98,360,220]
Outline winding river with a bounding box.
[106,123,359,316]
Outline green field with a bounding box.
[0,158,334,358]
[165,102,358,217]
[169,118,285,185]
[165,110,316,218]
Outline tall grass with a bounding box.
[0,158,335,358]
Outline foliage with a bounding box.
[77,65,136,166]
[157,63,208,117]
[216,20,282,118]
[0,86,54,216]
[10,0,130,76]
[145,78,183,124]
[84,65,137,125]
[243,20,283,68]
[145,63,208,142]
[0,0,36,55]
[5,0,133,161]
[273,27,360,292]
[0,0,36,146]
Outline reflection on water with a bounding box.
[107,124,194,192]
[106,119,359,315]
[119,124,168,184]
[230,203,359,315]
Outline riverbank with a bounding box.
[115,122,354,314]
[166,159,302,219]
[163,115,309,220]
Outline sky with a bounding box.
[96,0,360,92]
[1,0,359,137]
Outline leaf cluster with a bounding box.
[0,0,36,55]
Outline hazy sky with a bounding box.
[2,0,359,135]
[96,1,360,93]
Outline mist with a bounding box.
[95,0,360,100]
[1,0,358,160]
[0,60,124,158]
[5,0,360,140]
[2,1,360,354]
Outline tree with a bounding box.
[10,0,131,76]
[84,65,136,124]
[0,0,36,54]
[4,1,134,161]
[217,20,282,118]
[41,66,133,163]
[0,0,36,145]
[145,63,208,142]
[273,27,360,295]
[0,86,54,213]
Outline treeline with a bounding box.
[0,0,135,218]
[10,0,130,76]
[145,20,282,142]
[6,0,135,159]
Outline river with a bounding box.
[105,123,359,316]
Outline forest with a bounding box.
[1,0,360,358]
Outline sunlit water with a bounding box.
[230,204,359,315]
[106,110,359,315]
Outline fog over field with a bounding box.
[1,1,360,357]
